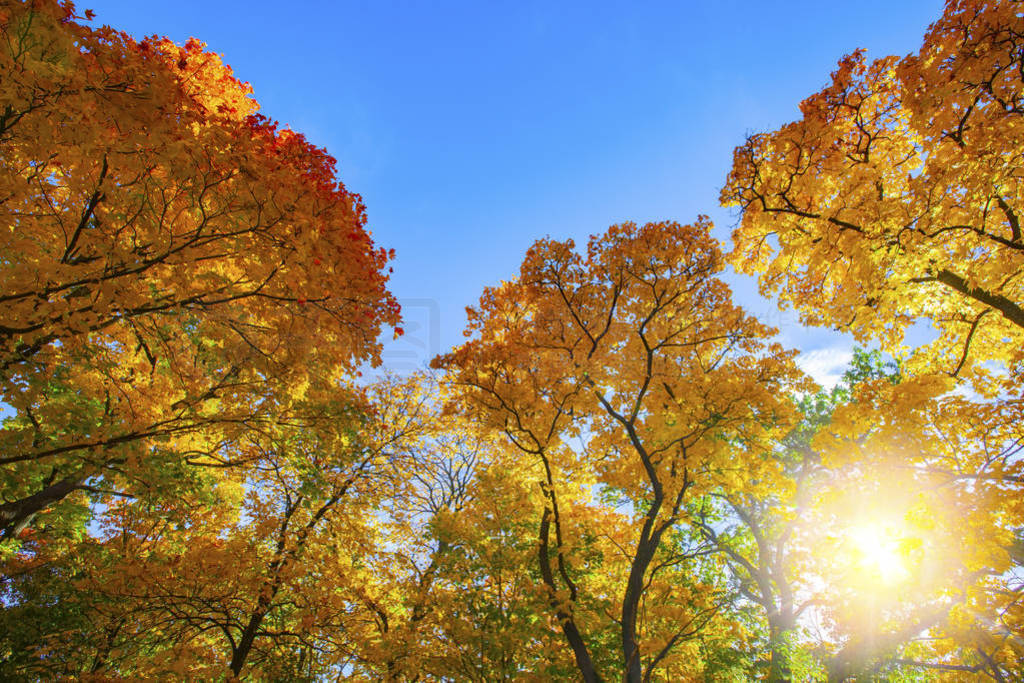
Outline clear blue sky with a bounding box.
[86,0,944,383]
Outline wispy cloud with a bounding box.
[797,346,853,388]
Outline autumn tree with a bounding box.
[811,371,1024,681]
[722,0,1024,382]
[716,2,1024,678]
[0,375,434,680]
[434,219,809,681]
[400,459,568,681]
[721,3,1024,676]
[688,349,904,681]
[0,0,398,544]
[685,345,1024,682]
[341,407,557,681]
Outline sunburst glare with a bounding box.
[846,522,910,585]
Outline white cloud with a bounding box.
[797,346,854,388]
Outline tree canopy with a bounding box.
[0,0,398,544]
[722,0,1024,384]
[2,0,1022,681]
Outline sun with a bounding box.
[846,522,909,585]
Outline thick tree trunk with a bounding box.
[620,516,667,683]
[0,469,90,539]
[229,608,268,677]
[767,613,796,683]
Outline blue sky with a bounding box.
[86,0,944,384]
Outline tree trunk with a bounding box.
[0,469,90,539]
[538,507,601,683]
[767,614,796,683]
[621,508,669,683]
[230,607,268,677]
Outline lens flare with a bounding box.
[847,522,909,585]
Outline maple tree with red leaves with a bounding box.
[0,0,399,546]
